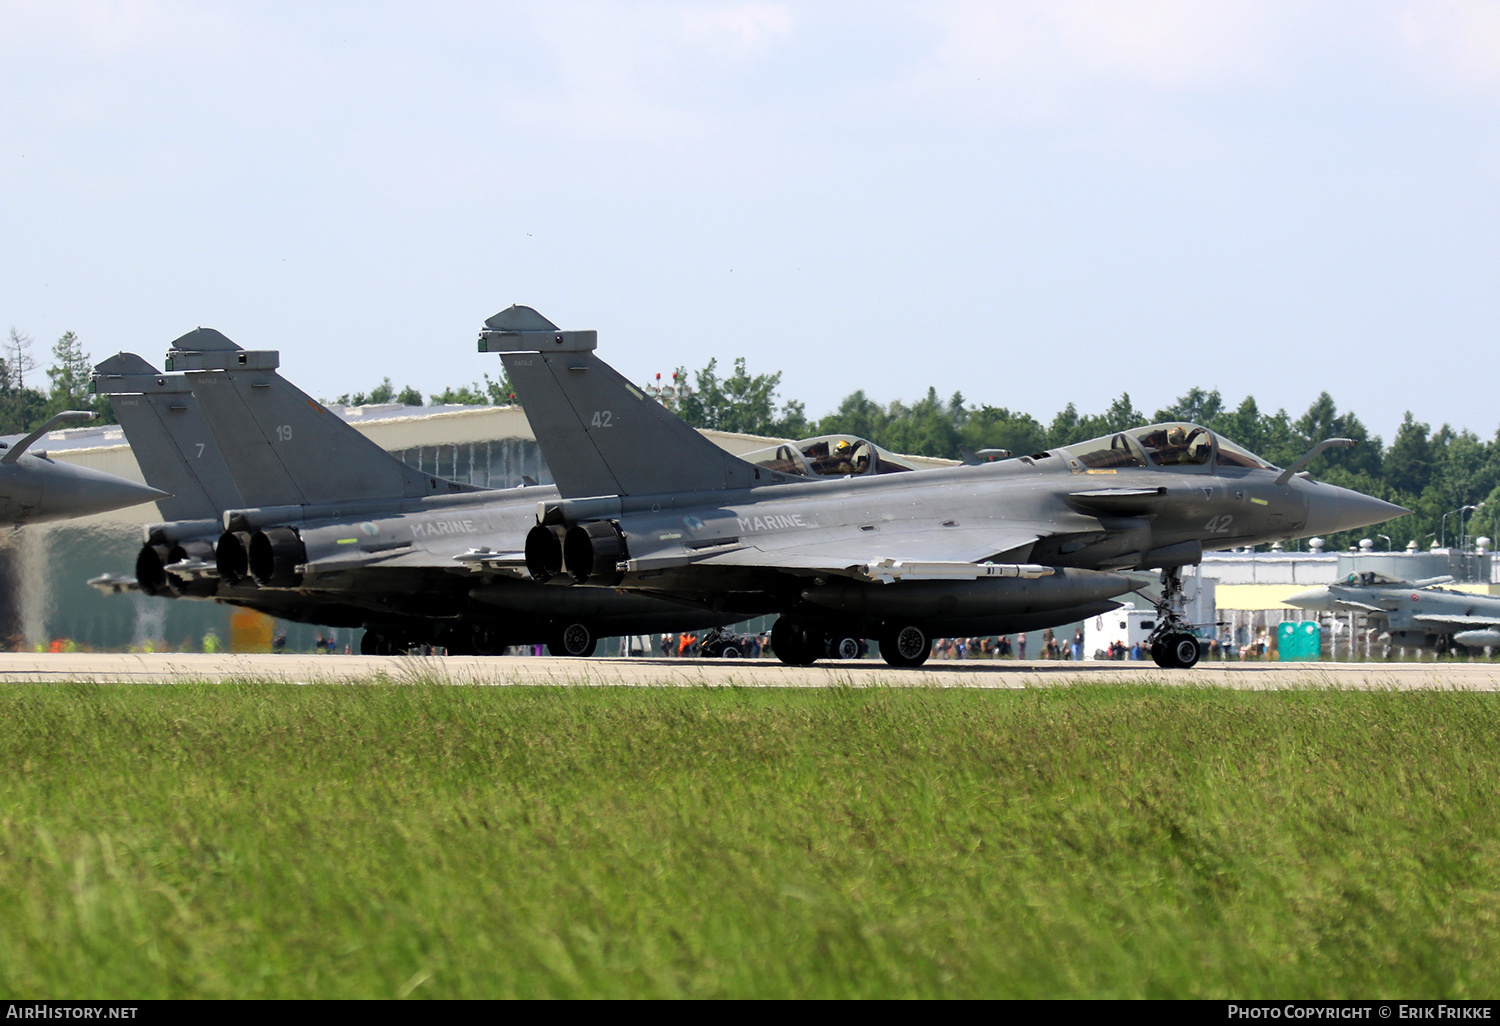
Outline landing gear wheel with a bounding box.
[1169,633,1201,669]
[880,624,932,668]
[1150,638,1171,668]
[547,622,596,657]
[471,626,505,657]
[771,617,818,666]
[1151,633,1201,669]
[828,635,862,660]
[360,631,405,656]
[719,645,742,659]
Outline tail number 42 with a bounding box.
[590,411,613,428]
[1205,514,1233,533]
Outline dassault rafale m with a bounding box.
[0,410,166,526]
[1285,572,1500,656]
[474,304,1408,669]
[90,335,738,655]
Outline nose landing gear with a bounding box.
[1147,567,1205,669]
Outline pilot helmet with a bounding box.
[1166,425,1187,446]
[833,439,853,456]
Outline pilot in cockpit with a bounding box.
[830,439,856,475]
[1147,425,1212,467]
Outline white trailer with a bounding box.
[1082,603,1158,659]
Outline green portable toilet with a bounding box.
[1277,620,1321,661]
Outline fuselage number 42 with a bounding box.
[591,411,613,428]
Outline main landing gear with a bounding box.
[770,617,930,668]
[1148,567,1203,669]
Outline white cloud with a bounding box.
[494,2,797,140]
[896,1,1283,121]
[1395,0,1500,95]
[679,3,794,56]
[0,0,247,59]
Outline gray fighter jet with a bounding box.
[1284,572,1500,655]
[475,305,1408,669]
[91,337,738,655]
[0,410,166,526]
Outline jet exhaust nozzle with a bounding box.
[216,531,253,585]
[564,520,628,586]
[524,523,568,584]
[134,543,173,597]
[249,527,306,587]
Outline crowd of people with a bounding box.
[928,627,1087,660]
[657,631,773,658]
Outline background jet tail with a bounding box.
[93,353,243,521]
[166,328,483,507]
[480,305,758,499]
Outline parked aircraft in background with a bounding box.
[1285,571,1500,656]
[476,304,1408,669]
[91,338,737,655]
[0,410,166,527]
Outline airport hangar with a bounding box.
[6,404,1495,656]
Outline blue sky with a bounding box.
[3,1,1498,445]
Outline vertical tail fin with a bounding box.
[479,305,757,499]
[92,353,243,521]
[166,328,480,507]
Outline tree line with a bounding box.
[11,328,1489,555]
[0,328,108,433]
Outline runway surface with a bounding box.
[0,653,1497,689]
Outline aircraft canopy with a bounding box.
[743,435,921,479]
[1062,423,1276,472]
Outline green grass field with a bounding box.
[0,680,1496,999]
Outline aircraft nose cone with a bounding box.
[1301,485,1409,538]
[35,462,169,523]
[1284,586,1334,611]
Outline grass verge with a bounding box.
[0,680,1495,998]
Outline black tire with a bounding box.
[880,624,931,668]
[547,622,597,657]
[1170,634,1201,669]
[771,617,818,666]
[471,626,505,657]
[1150,638,1176,668]
[828,635,862,660]
[720,645,742,659]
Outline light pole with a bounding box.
[1376,534,1392,551]
[1463,503,1484,553]
[1441,505,1478,549]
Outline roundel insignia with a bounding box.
[1411,594,1419,601]
[359,522,380,537]
[683,516,705,532]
